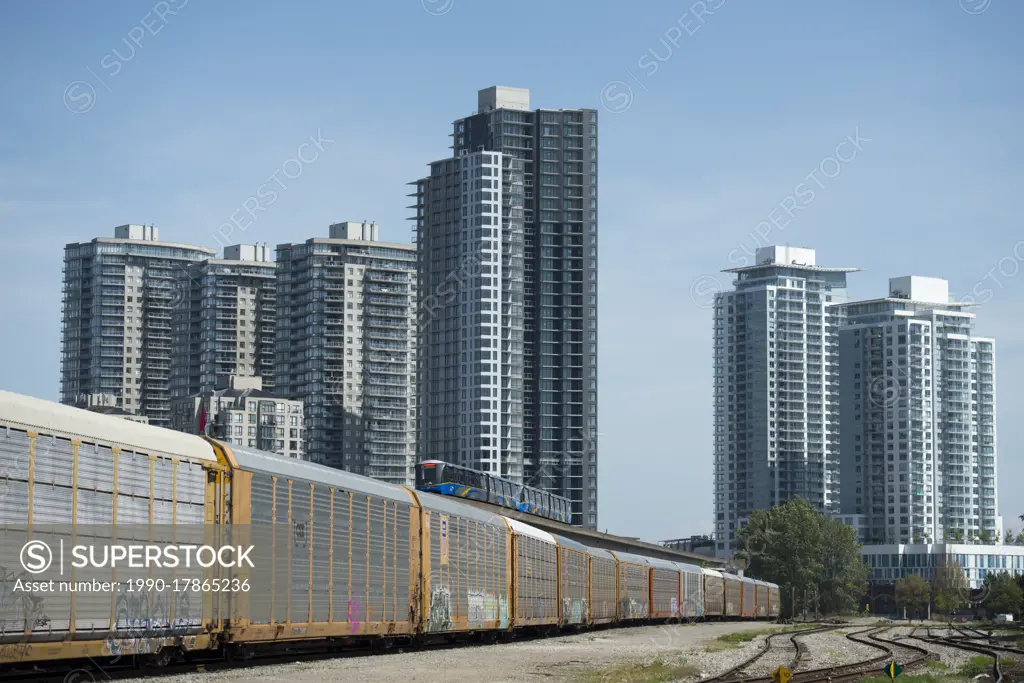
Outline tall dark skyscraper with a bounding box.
[414,86,598,527]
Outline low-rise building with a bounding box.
[170,375,304,459]
[74,393,151,424]
[861,542,1024,589]
[660,535,716,558]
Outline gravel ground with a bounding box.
[110,621,777,683]
[786,628,883,672]
[106,621,949,683]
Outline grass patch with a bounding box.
[924,660,950,672]
[858,675,962,683]
[959,655,995,678]
[716,624,819,644]
[575,658,700,683]
[704,640,739,653]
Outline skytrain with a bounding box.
[415,460,573,523]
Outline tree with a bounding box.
[932,555,968,619]
[896,574,931,621]
[1006,529,1015,545]
[981,572,1023,618]
[736,498,867,617]
[819,516,870,615]
[979,530,992,543]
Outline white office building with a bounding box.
[713,246,857,557]
[838,276,1000,545]
[861,543,1024,590]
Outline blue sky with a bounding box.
[0,0,1021,541]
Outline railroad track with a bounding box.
[698,625,933,683]
[909,625,1024,683]
[695,624,833,683]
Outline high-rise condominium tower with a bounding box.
[275,222,418,485]
[413,149,526,485]
[414,86,599,527]
[713,246,856,557]
[61,225,214,426]
[170,244,277,399]
[838,276,999,544]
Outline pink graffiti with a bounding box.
[347,600,362,633]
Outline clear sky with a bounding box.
[1,0,1021,542]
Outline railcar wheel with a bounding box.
[146,647,175,667]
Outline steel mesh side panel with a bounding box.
[331,492,351,623]
[367,498,386,624]
[290,484,311,624]
[33,434,74,488]
[742,582,755,615]
[117,450,150,498]
[393,503,411,624]
[75,489,112,525]
[349,496,369,627]
[590,557,616,620]
[31,484,73,524]
[651,568,678,616]
[464,519,504,629]
[705,576,724,616]
[272,482,290,624]
[620,564,649,619]
[516,535,557,622]
[561,548,588,624]
[0,480,28,525]
[77,442,115,494]
[152,458,176,525]
[725,578,741,616]
[682,571,702,617]
[248,473,274,625]
[426,512,507,633]
[0,429,31,519]
[427,513,446,632]
[311,487,332,623]
[30,435,74,524]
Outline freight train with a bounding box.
[0,390,779,673]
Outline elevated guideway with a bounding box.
[453,496,726,567]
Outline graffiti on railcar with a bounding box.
[619,597,646,619]
[562,597,588,624]
[427,586,452,632]
[347,599,362,633]
[0,565,50,631]
[499,596,509,629]
[104,589,195,664]
[468,590,495,628]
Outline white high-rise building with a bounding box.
[275,223,418,486]
[838,276,1000,545]
[414,86,600,528]
[61,225,214,426]
[412,150,526,482]
[713,246,857,557]
[170,244,277,399]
